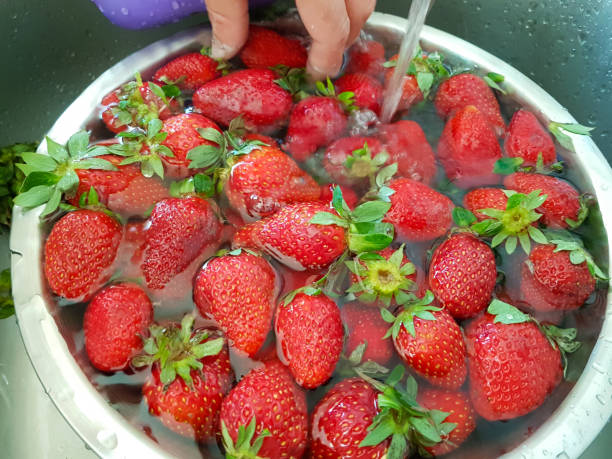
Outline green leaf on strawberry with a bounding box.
[221,417,271,459]
[273,65,309,101]
[13,131,117,217]
[315,77,357,112]
[548,121,594,152]
[545,230,608,281]
[381,291,441,338]
[132,314,224,387]
[384,48,450,99]
[484,72,507,95]
[343,142,390,189]
[493,154,564,175]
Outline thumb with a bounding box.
[205,0,249,59]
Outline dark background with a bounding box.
[0,0,610,457]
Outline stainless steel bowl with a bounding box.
[10,12,612,459]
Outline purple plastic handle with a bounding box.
[91,0,274,30]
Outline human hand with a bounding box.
[205,0,377,80]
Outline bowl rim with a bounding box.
[10,11,612,459]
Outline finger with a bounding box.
[345,0,377,44]
[296,0,350,80]
[205,0,249,59]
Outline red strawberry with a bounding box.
[505,109,556,166]
[100,79,180,134]
[141,197,222,293]
[239,26,307,69]
[335,73,383,115]
[434,73,505,135]
[383,54,424,112]
[385,292,467,389]
[153,52,220,91]
[342,302,395,366]
[193,69,292,131]
[274,292,343,388]
[319,183,359,209]
[463,187,508,221]
[322,136,384,188]
[219,360,308,459]
[310,378,389,458]
[377,120,437,185]
[417,389,477,456]
[520,243,596,311]
[465,300,578,420]
[193,250,278,357]
[243,132,279,148]
[437,105,502,188]
[383,178,454,242]
[429,233,497,319]
[160,113,222,179]
[232,202,346,271]
[44,210,122,301]
[117,220,147,278]
[346,40,385,77]
[224,145,321,221]
[347,245,418,307]
[284,79,354,162]
[84,283,153,372]
[503,172,583,228]
[137,316,234,441]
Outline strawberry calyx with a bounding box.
[565,193,592,229]
[380,291,442,339]
[544,230,608,281]
[113,118,175,179]
[221,417,270,459]
[453,189,549,254]
[272,65,309,101]
[345,245,417,307]
[200,46,231,75]
[383,48,449,99]
[58,186,122,223]
[357,365,457,458]
[13,131,118,218]
[344,142,390,188]
[493,154,564,175]
[548,121,594,153]
[169,173,216,198]
[132,314,224,387]
[315,78,357,113]
[336,342,390,379]
[310,186,394,253]
[483,71,507,95]
[487,299,581,374]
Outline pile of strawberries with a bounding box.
[14,23,607,458]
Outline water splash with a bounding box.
[380,0,434,123]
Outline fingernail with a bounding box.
[211,36,236,60]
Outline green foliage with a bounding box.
[0,269,14,319]
[0,142,37,228]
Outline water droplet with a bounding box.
[96,430,118,450]
[556,452,570,459]
[120,7,129,15]
[596,393,606,405]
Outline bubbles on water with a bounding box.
[96,429,118,450]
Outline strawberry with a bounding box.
[335,73,383,115]
[135,315,234,441]
[224,145,321,221]
[219,360,308,459]
[193,249,278,357]
[322,136,385,188]
[44,209,122,301]
[437,105,503,188]
[382,292,467,389]
[283,79,354,161]
[70,155,169,217]
[505,109,556,166]
[274,292,343,388]
[520,243,598,311]
[417,389,477,456]
[100,77,181,134]
[319,183,359,209]
[463,187,508,221]
[346,40,385,77]
[117,220,147,278]
[503,172,584,228]
[346,245,418,307]
[383,178,454,242]
[465,299,579,420]
[153,52,220,91]
[342,302,395,366]
[428,233,497,319]
[383,70,422,112]
[193,69,292,131]
[239,26,307,69]
[84,283,153,372]
[232,201,346,271]
[377,120,437,185]
[141,197,222,292]
[434,73,505,135]
[160,113,222,179]
[310,378,389,458]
